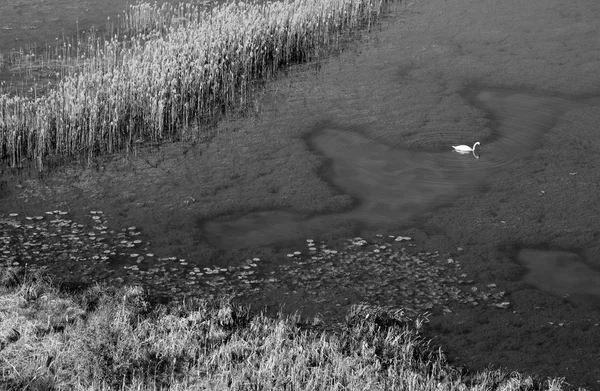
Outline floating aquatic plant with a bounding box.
[2,211,510,316]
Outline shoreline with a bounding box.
[0,257,570,390]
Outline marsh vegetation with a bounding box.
[1,0,597,389]
[0,264,569,390]
[0,0,391,169]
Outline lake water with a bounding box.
[203,88,591,248]
[517,248,600,307]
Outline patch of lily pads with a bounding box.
[1,211,509,319]
[0,210,272,300]
[265,236,509,320]
[1,210,145,283]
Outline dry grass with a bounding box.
[0,263,570,390]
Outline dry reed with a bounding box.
[0,0,393,169]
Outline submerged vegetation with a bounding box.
[0,0,393,169]
[0,264,569,390]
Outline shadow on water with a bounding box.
[516,247,600,309]
[201,86,590,249]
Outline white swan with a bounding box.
[452,142,480,152]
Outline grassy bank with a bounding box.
[0,263,569,390]
[0,0,392,170]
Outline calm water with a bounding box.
[517,248,600,307]
[202,88,590,248]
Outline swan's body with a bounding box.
[452,142,480,152]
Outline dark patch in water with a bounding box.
[516,247,600,308]
[202,87,592,249]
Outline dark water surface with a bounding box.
[202,88,592,249]
[517,248,600,307]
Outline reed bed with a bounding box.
[0,0,393,169]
